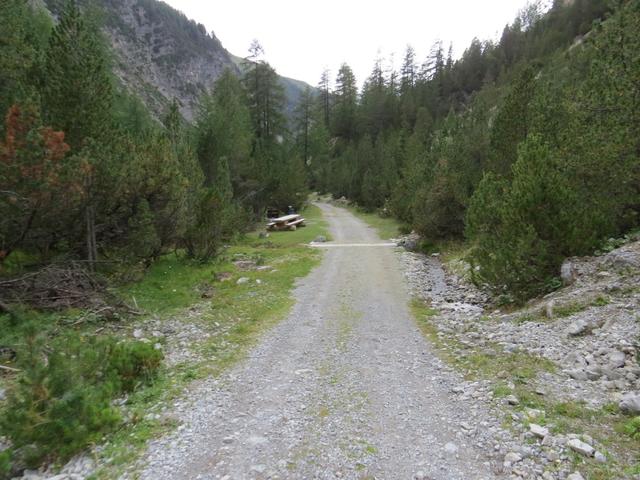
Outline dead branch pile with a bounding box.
[0,263,137,316]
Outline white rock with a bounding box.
[545,300,555,319]
[567,438,595,457]
[567,473,585,480]
[567,369,588,381]
[561,260,577,285]
[133,328,144,339]
[506,395,519,405]
[620,392,640,414]
[444,442,458,455]
[236,277,250,285]
[608,350,626,369]
[504,452,522,464]
[594,451,607,463]
[567,319,590,336]
[530,423,549,439]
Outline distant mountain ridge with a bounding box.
[42,0,312,122]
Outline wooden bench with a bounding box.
[267,214,306,231]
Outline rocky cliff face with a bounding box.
[104,0,237,121]
[43,0,310,122]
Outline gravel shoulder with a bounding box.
[133,203,505,479]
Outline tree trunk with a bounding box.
[86,205,97,270]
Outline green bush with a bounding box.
[0,450,11,477]
[0,333,162,467]
[108,341,163,392]
[624,417,640,441]
[465,136,585,302]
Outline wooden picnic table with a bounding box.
[267,214,306,231]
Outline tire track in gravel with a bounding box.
[136,203,500,480]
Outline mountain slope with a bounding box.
[43,0,312,122]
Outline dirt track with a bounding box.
[137,203,499,479]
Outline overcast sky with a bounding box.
[163,0,536,87]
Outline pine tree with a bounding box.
[318,68,332,129]
[331,63,358,140]
[487,66,536,176]
[0,0,35,119]
[294,86,314,166]
[197,69,253,191]
[242,42,286,143]
[42,0,112,149]
[0,103,85,262]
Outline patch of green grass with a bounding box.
[346,206,402,240]
[463,350,556,383]
[592,295,611,307]
[513,312,545,325]
[552,401,595,420]
[506,395,640,480]
[410,298,439,322]
[554,301,588,318]
[623,417,640,440]
[118,255,218,317]
[492,383,513,398]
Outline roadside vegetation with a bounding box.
[309,0,639,303]
[0,205,327,477]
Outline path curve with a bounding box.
[137,203,500,480]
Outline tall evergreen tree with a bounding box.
[318,68,332,129]
[331,63,358,140]
[42,0,112,149]
[197,69,253,191]
[242,42,286,143]
[487,66,536,176]
[294,86,315,167]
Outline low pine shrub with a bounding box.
[0,331,162,468]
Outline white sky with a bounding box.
[163,0,533,87]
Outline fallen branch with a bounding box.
[0,364,20,372]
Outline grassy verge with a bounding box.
[410,298,555,382]
[0,204,329,479]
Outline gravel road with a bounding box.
[137,203,501,480]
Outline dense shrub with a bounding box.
[466,136,579,301]
[0,331,162,468]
